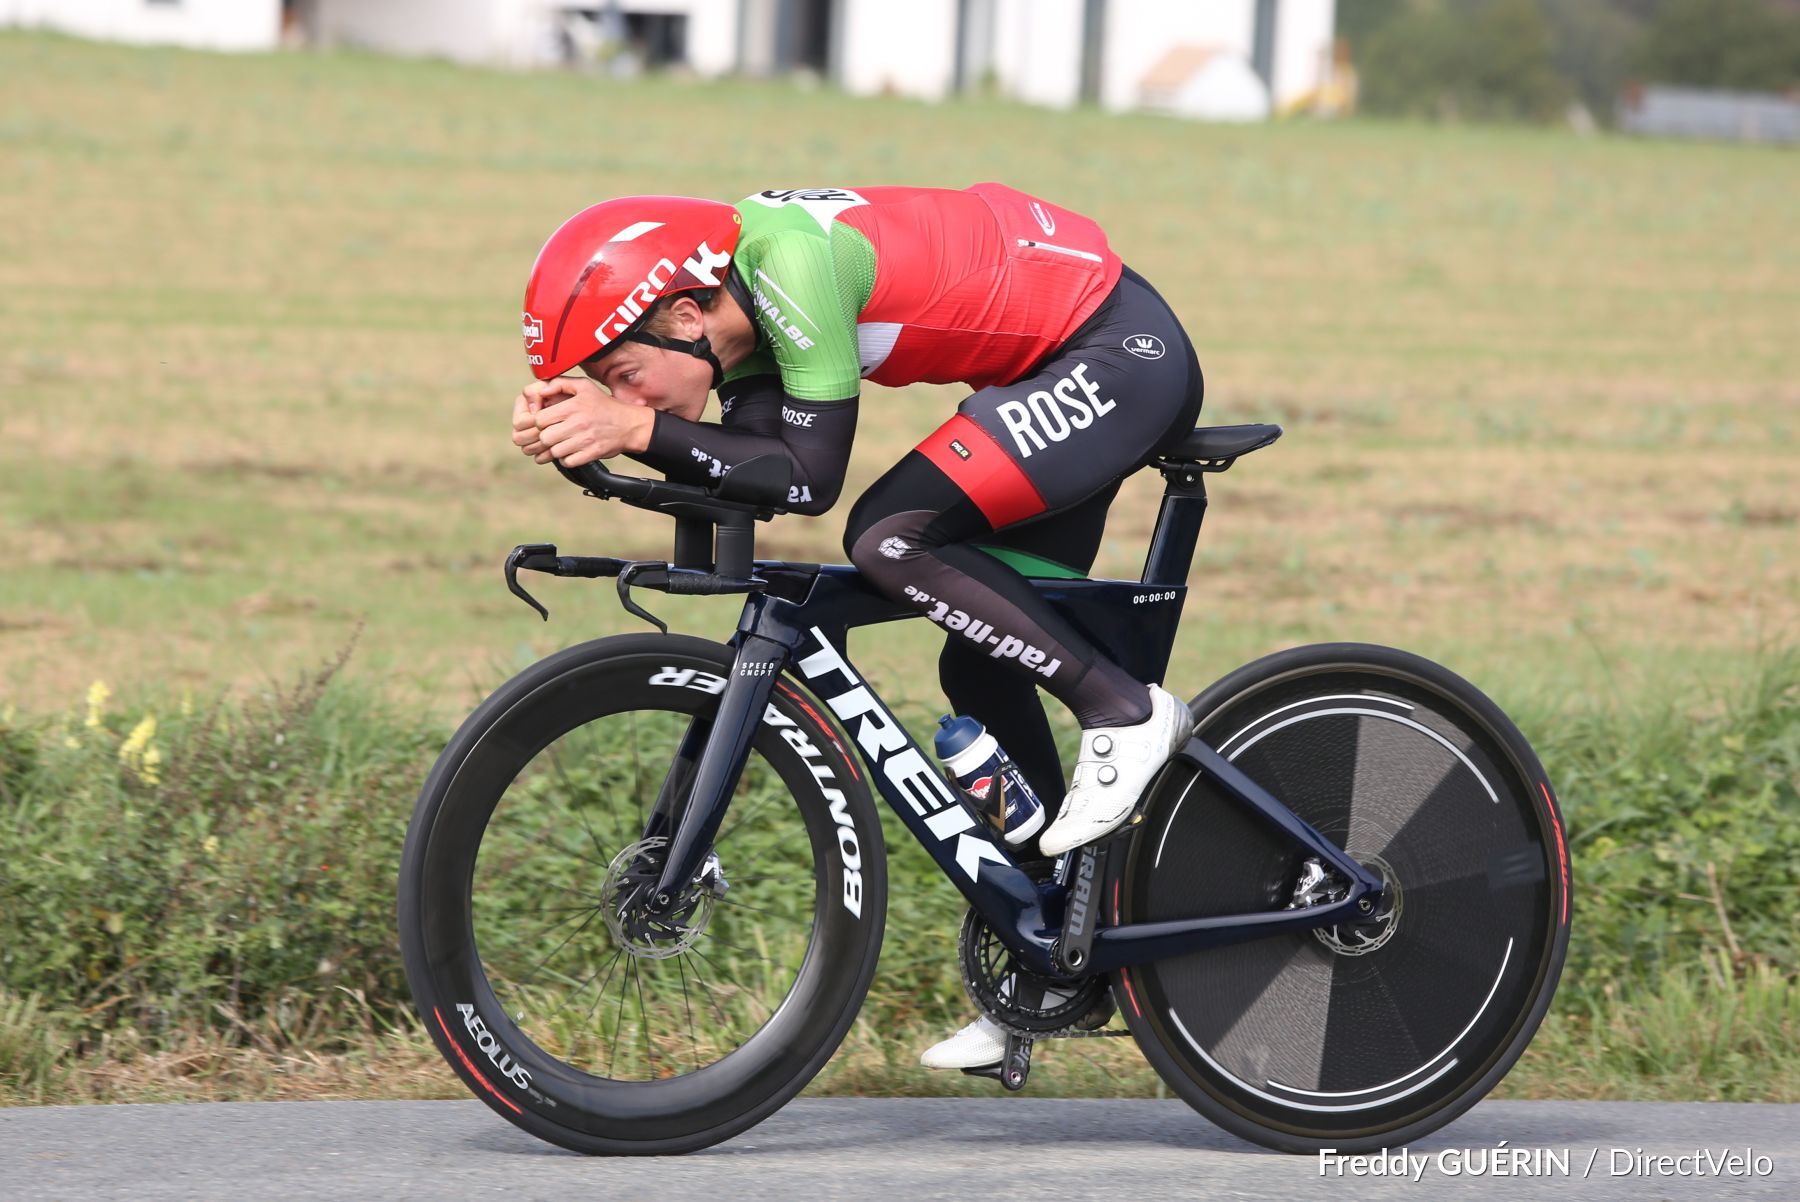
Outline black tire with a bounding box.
[1114,643,1571,1153]
[398,633,886,1154]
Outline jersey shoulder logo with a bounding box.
[1124,334,1166,360]
[746,188,869,234]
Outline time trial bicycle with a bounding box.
[397,423,1572,1155]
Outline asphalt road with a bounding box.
[2,1098,1793,1201]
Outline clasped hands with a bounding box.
[510,378,655,469]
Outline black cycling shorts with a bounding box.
[911,264,1202,526]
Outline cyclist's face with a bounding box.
[581,343,709,422]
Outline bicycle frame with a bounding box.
[635,466,1389,980]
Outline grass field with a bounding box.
[1,32,1794,722]
[1,33,1797,1107]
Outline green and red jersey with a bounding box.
[725,184,1123,401]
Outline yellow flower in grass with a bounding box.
[119,713,162,785]
[84,680,112,729]
[2,702,15,725]
[63,735,81,750]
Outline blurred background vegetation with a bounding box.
[1346,0,1800,124]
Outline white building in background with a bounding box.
[804,0,1338,116]
[2,0,1338,121]
[0,0,282,51]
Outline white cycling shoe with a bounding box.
[920,1015,1009,1069]
[1037,685,1193,857]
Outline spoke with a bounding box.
[498,902,604,965]
[512,828,612,872]
[635,949,656,1075]
[530,944,625,1064]
[511,906,606,987]
[575,801,616,877]
[544,737,624,860]
[573,948,629,1057]
[676,954,700,1073]
[682,950,737,1034]
[718,842,809,890]
[609,957,634,1079]
[712,790,782,849]
[526,901,609,917]
[584,721,637,853]
[714,894,809,924]
[698,934,792,973]
[691,944,774,1027]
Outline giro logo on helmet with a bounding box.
[592,241,733,349]
[595,258,677,347]
[683,240,732,287]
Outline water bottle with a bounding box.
[934,714,1046,846]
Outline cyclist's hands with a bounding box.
[522,377,655,467]
[511,378,653,468]
[510,380,569,464]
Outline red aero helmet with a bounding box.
[521,196,742,380]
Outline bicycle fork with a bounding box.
[639,629,792,917]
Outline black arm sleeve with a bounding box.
[634,375,858,516]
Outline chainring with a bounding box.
[958,869,1112,1037]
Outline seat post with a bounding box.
[1141,465,1209,588]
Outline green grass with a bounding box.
[1,32,1797,1104]
[0,637,1794,1104]
[1,31,1795,724]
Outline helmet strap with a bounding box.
[622,330,725,391]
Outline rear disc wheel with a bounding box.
[1115,643,1571,1152]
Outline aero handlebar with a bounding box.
[554,453,793,518]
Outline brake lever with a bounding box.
[506,543,630,621]
[506,544,558,621]
[616,562,670,635]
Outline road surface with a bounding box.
[2,1098,1793,1200]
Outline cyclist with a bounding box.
[510,185,1202,1069]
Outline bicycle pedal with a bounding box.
[959,1034,1033,1091]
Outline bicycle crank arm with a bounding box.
[961,1034,1034,1091]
